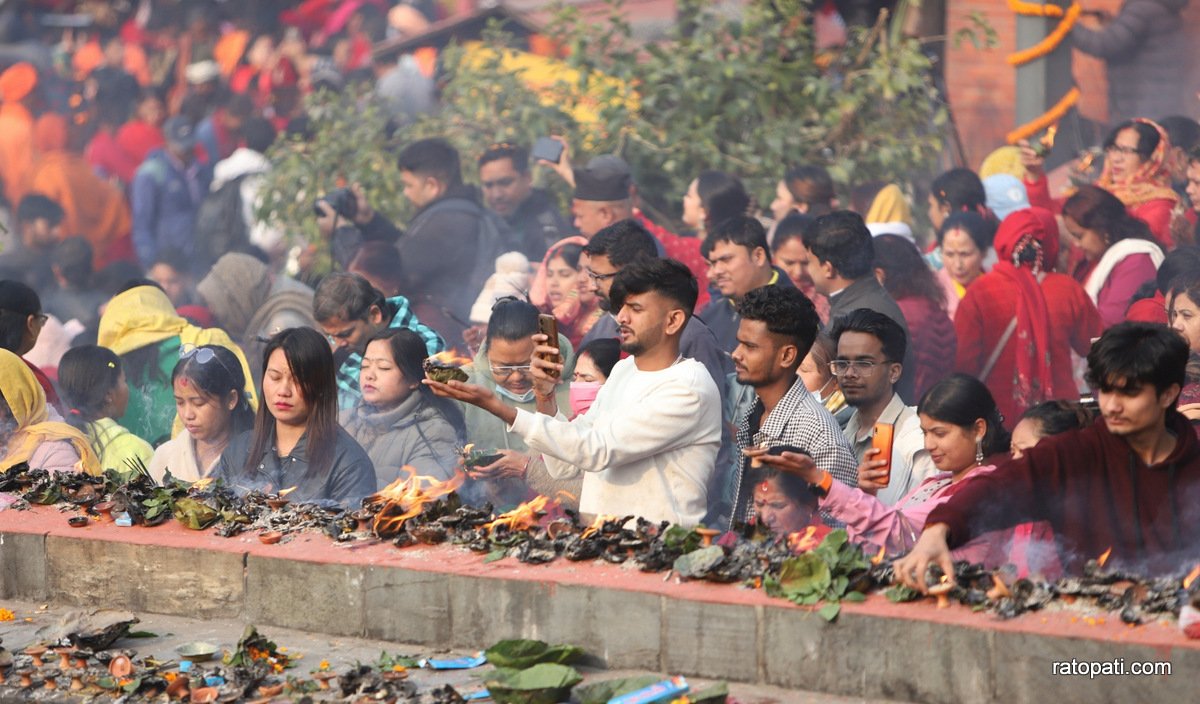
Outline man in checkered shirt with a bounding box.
[729,286,858,526]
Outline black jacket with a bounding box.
[698,268,795,354]
[504,189,572,260]
[215,427,378,507]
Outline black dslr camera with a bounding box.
[313,187,358,220]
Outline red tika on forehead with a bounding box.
[179,377,190,387]
[759,480,771,493]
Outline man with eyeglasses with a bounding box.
[477,143,569,260]
[730,286,857,526]
[313,273,445,410]
[831,309,933,505]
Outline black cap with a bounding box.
[573,155,632,202]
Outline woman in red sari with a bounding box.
[1025,118,1180,248]
[954,209,1103,428]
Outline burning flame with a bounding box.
[555,490,578,504]
[581,514,617,539]
[365,467,465,537]
[484,495,551,534]
[1040,125,1058,151]
[1098,547,1112,568]
[787,526,822,553]
[1184,564,1200,590]
[870,545,886,565]
[428,349,472,366]
[279,486,298,497]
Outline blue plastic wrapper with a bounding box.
[178,661,193,673]
[114,513,133,527]
[607,676,689,704]
[205,676,225,687]
[462,690,490,701]
[419,652,487,669]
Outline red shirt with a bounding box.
[896,295,957,402]
[1127,290,1168,324]
[23,357,63,416]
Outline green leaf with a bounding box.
[484,663,583,704]
[673,545,725,579]
[843,591,867,603]
[125,631,159,639]
[173,498,219,530]
[484,639,584,669]
[884,585,921,603]
[484,549,508,563]
[817,602,841,622]
[571,675,662,704]
[776,553,832,599]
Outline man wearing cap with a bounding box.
[0,62,39,207]
[541,142,710,310]
[131,116,213,271]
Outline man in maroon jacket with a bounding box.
[896,322,1200,588]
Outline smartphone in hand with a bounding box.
[531,137,565,165]
[536,314,561,378]
[871,423,894,487]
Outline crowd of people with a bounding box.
[2,1,1200,584]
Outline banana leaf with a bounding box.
[484,639,584,669]
[571,675,661,704]
[673,545,725,579]
[173,498,220,530]
[484,664,582,704]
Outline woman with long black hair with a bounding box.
[216,327,375,505]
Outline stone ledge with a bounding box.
[0,507,1194,704]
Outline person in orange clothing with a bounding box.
[0,63,39,208]
[27,113,134,268]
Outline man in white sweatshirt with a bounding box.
[426,258,721,527]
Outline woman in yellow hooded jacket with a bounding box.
[0,349,100,475]
[97,283,257,446]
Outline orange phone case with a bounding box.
[871,422,895,487]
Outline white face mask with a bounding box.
[495,385,536,404]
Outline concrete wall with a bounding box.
[1,515,1197,703]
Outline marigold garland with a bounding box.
[1007,2,1082,66]
[1006,87,1080,144]
[1007,0,1066,18]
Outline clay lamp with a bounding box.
[191,686,219,703]
[69,670,86,692]
[93,501,116,521]
[68,515,90,528]
[928,579,955,609]
[257,682,284,697]
[42,668,60,690]
[351,510,374,532]
[23,645,47,668]
[16,668,34,687]
[55,646,73,669]
[71,650,91,670]
[108,653,133,678]
[545,519,573,540]
[986,574,1012,602]
[312,671,336,691]
[381,669,408,683]
[166,674,190,700]
[695,527,720,547]
[264,495,290,511]
[258,530,284,545]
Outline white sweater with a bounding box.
[509,357,721,527]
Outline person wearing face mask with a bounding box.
[455,297,576,510]
[797,332,852,427]
[569,338,619,419]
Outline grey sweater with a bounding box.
[340,393,462,488]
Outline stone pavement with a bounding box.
[0,599,911,704]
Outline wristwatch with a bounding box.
[808,470,833,498]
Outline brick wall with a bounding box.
[946,0,1200,169]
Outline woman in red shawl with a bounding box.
[1024,119,1180,248]
[529,236,602,349]
[954,209,1103,428]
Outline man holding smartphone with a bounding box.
[426,258,721,527]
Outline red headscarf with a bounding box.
[991,208,1058,413]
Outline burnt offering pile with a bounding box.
[2,462,1199,629]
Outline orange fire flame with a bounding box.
[366,467,465,537]
[279,485,298,497]
[870,545,886,565]
[1098,546,1112,568]
[1040,125,1058,151]
[555,490,578,504]
[1184,564,1200,590]
[580,514,617,539]
[484,495,551,534]
[428,349,472,366]
[787,526,822,553]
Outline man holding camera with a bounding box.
[426,258,721,527]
